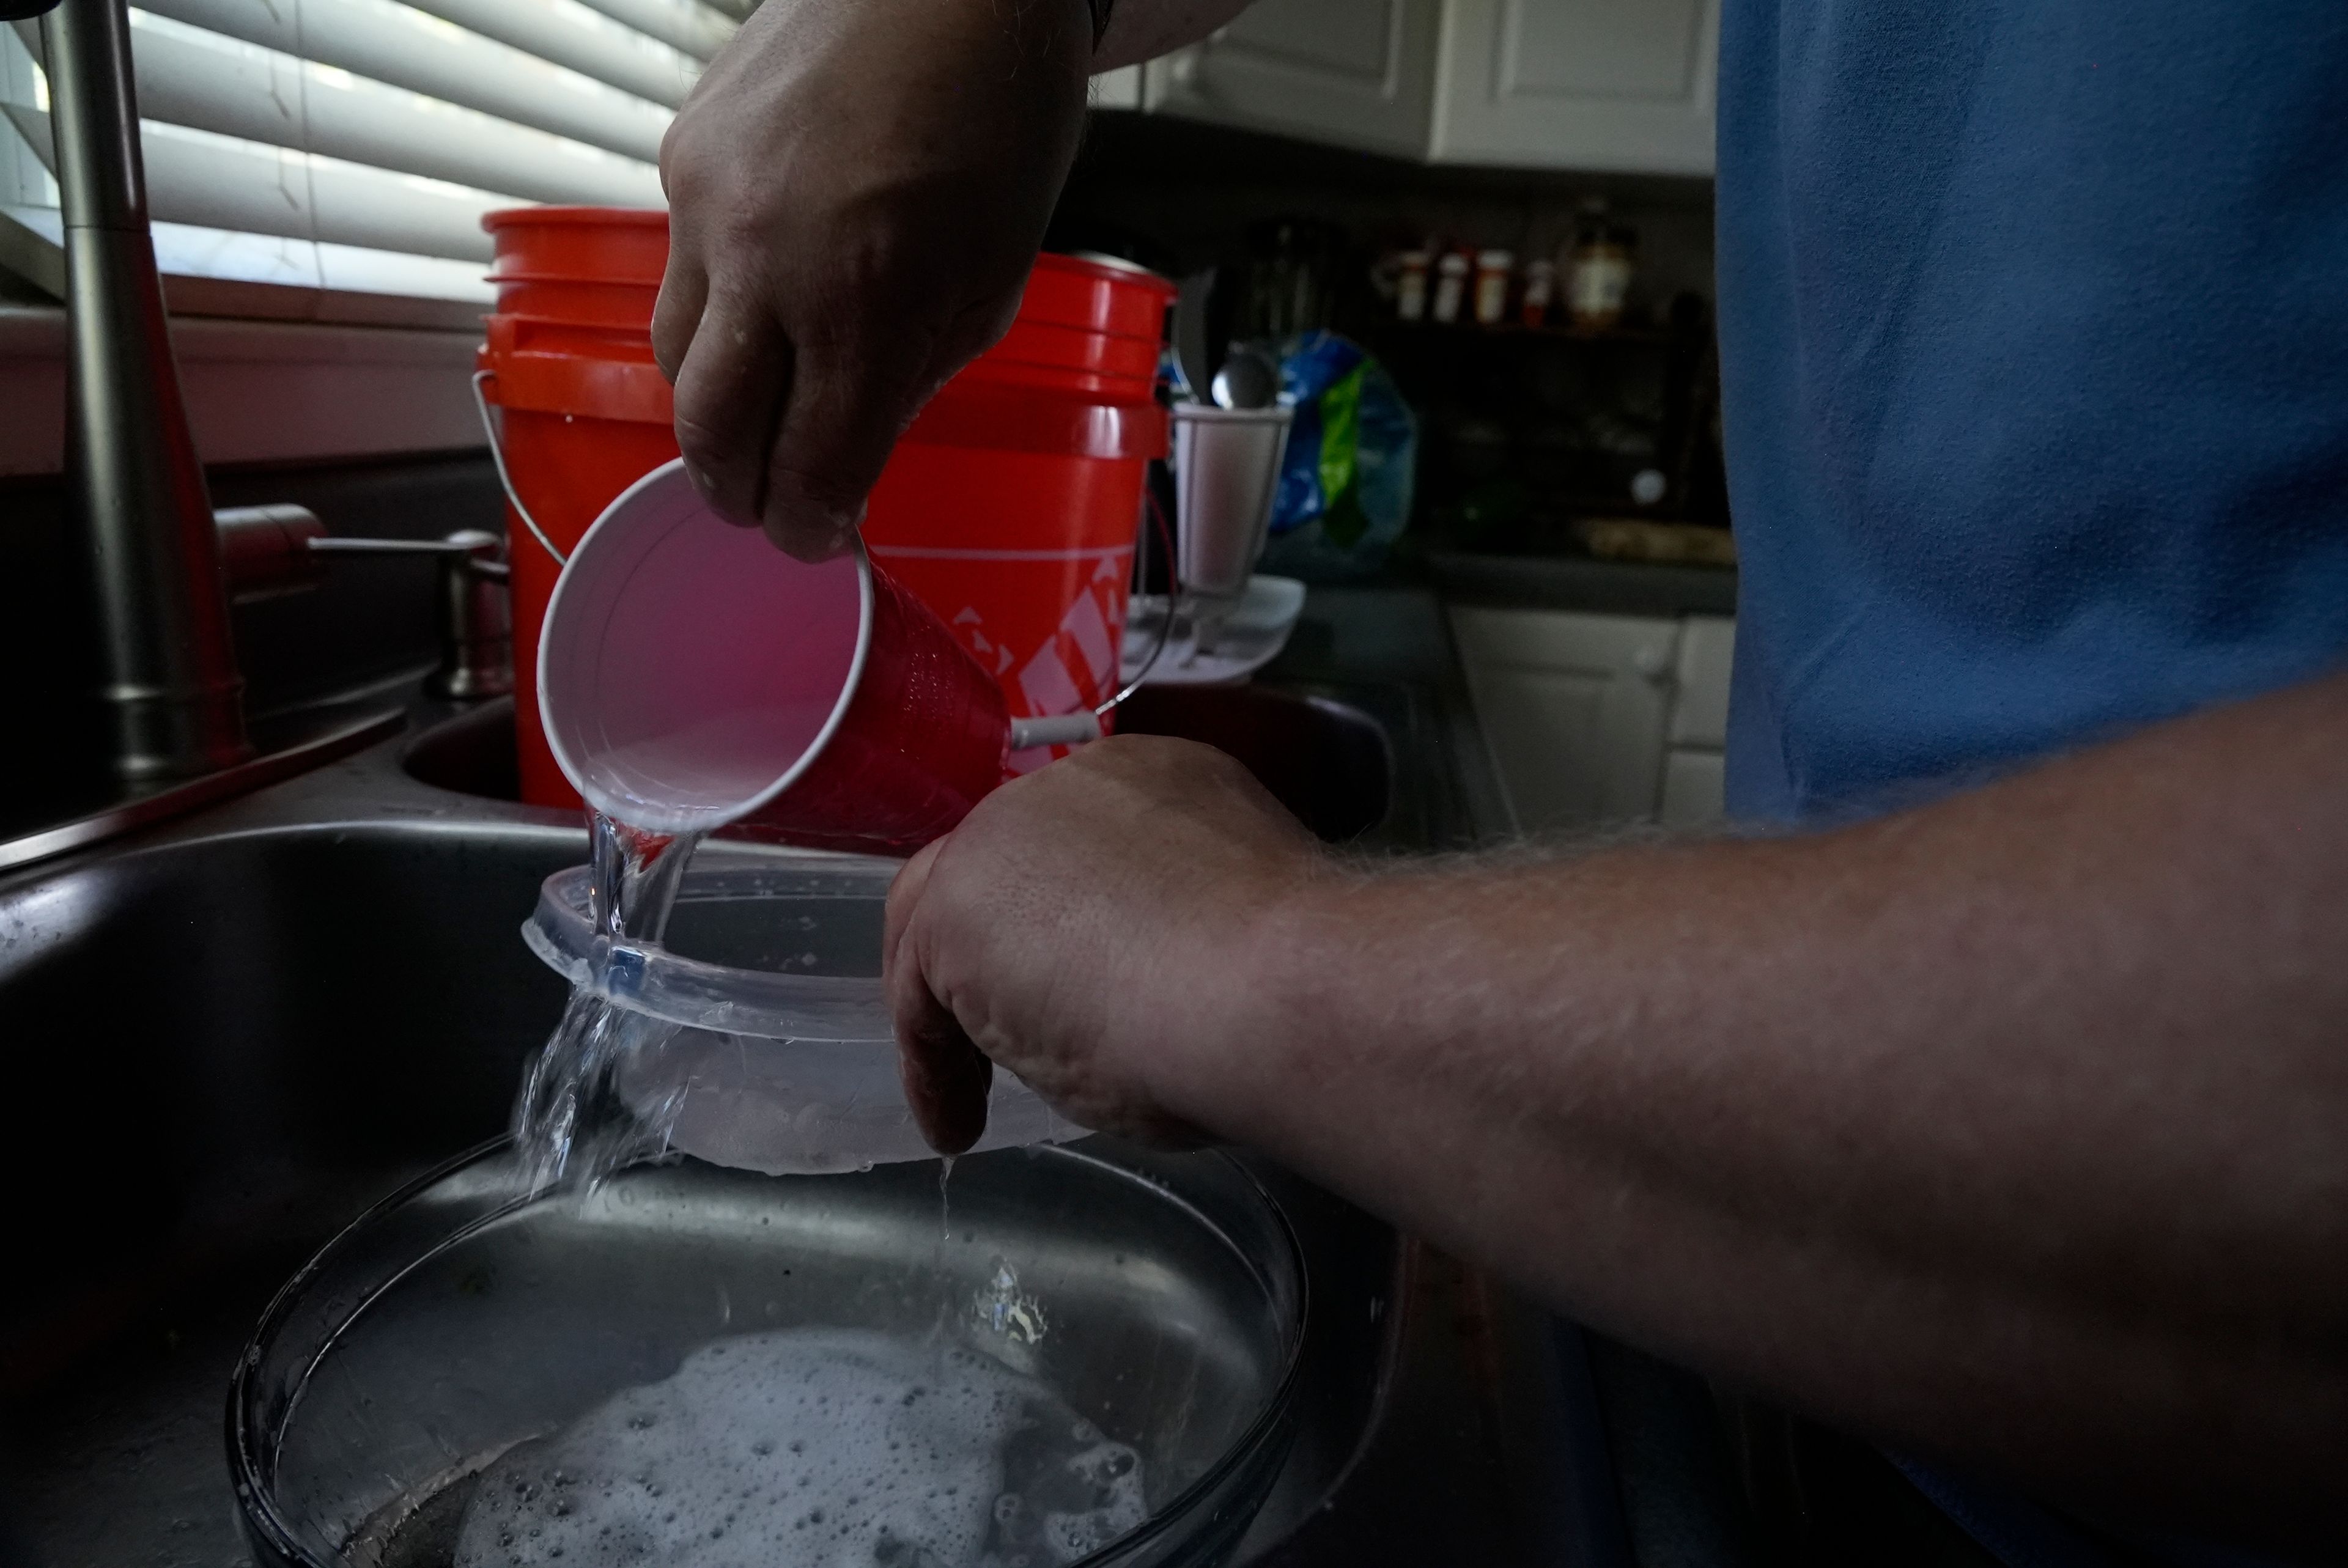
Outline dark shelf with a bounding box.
[1379,318,1678,346]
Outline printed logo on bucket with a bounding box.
[877,546,1134,773]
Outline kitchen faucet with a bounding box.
[20,0,248,780]
[7,0,509,809]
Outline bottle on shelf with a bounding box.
[1568,201,1637,332]
[1520,258,1557,329]
[1430,250,1471,325]
[1394,249,1431,322]
[1472,249,1515,327]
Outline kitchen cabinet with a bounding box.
[1125,0,1714,174]
[1659,613,1732,823]
[1450,606,1678,831]
[1430,0,1719,174]
[1142,0,1442,159]
[1450,606,1734,833]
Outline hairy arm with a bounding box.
[885,671,2348,1544]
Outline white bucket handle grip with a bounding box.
[1007,712,1104,751]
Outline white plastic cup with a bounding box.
[536,460,1036,850]
[1172,403,1293,603]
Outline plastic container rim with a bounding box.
[520,849,902,1042]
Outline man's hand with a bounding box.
[882,736,1321,1153]
[653,0,1093,559]
[890,675,2348,1540]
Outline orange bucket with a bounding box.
[477,211,1174,804]
[865,254,1175,769]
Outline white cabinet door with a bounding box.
[1659,748,1726,827]
[1451,607,1680,833]
[1668,615,1735,749]
[1144,0,1441,158]
[1431,0,1721,174]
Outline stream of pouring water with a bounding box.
[471,824,1152,1568]
[511,814,705,1193]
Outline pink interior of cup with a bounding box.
[539,460,868,833]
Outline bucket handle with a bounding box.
[472,369,569,569]
[1091,483,1180,716]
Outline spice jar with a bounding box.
[1568,207,1636,331]
[1431,250,1471,325]
[1472,249,1514,326]
[1395,249,1430,322]
[1519,257,1557,329]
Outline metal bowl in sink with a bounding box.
[231,1138,1306,1568]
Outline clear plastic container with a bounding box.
[232,1139,1307,1568]
[522,846,1082,1174]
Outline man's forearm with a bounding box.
[1172,671,2348,1540]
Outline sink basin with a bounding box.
[0,699,1403,1568]
[1,674,1615,1567]
[402,687,1396,847]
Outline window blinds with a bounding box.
[0,0,750,318]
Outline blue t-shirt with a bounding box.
[1714,4,2347,1561]
[1717,0,2348,824]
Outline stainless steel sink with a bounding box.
[0,681,1625,1567]
[401,686,1401,849]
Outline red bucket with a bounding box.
[482,206,667,288]
[478,210,1175,804]
[476,311,679,811]
[865,253,1176,768]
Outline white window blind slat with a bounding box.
[0,25,54,210]
[403,0,700,110]
[5,105,505,260]
[0,0,740,312]
[571,0,736,65]
[135,0,673,161]
[120,11,663,209]
[6,201,490,302]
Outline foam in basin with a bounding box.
[453,1328,1145,1568]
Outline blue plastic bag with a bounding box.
[1263,332,1418,581]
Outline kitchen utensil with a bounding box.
[1170,403,1292,658]
[537,460,1097,850]
[231,1137,1306,1568]
[1210,344,1280,411]
[1121,576,1308,688]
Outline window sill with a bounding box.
[0,205,495,477]
[0,301,496,477]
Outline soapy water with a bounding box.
[511,815,704,1193]
[450,1328,1146,1568]
[493,823,1154,1567]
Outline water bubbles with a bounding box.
[452,1328,1145,1568]
[975,1261,1048,1347]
